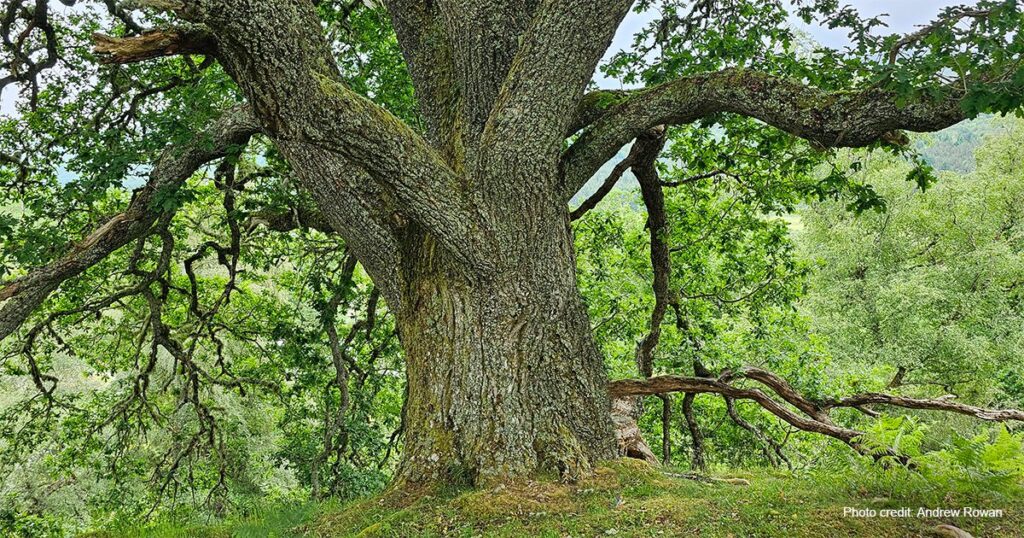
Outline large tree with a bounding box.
[2,0,1023,488]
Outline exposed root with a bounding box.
[662,471,751,486]
[611,397,659,464]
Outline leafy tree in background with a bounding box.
[916,114,1003,172]
[1,0,1023,523]
[800,118,1024,405]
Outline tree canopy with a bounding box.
[1,0,1024,535]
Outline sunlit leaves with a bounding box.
[798,119,1024,402]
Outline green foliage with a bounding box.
[0,506,65,538]
[0,151,404,536]
[798,118,1024,403]
[1,0,1023,534]
[934,427,1024,495]
[859,416,928,459]
[831,423,1024,505]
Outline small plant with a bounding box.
[851,419,1024,502]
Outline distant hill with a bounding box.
[915,114,1006,173]
[569,144,638,206]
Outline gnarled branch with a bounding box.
[93,28,216,64]
[632,126,670,377]
[561,68,965,198]
[0,106,259,342]
[609,367,1024,460]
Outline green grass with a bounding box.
[82,501,325,538]
[85,459,1024,537]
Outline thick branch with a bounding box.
[0,106,258,342]
[93,28,216,64]
[484,0,633,164]
[179,0,491,272]
[562,68,966,198]
[286,146,404,305]
[382,0,462,164]
[609,369,1024,457]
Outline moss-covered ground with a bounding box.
[84,459,1024,537]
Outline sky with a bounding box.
[600,0,966,86]
[0,0,973,115]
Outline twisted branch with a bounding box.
[609,366,1024,459]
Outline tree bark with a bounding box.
[393,215,616,485]
[659,393,672,465]
[682,392,707,471]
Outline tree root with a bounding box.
[662,471,750,486]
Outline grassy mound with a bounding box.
[85,459,1024,537]
[301,459,1022,537]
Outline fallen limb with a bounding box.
[609,374,862,446]
[608,367,1024,461]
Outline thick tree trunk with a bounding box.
[207,7,621,481]
[134,0,628,488]
[393,215,617,485]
